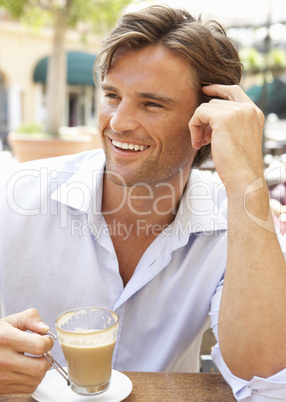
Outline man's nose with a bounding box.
[110,101,139,132]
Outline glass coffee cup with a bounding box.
[55,306,119,396]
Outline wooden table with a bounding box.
[0,372,235,401]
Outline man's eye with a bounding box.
[104,93,118,99]
[146,102,163,108]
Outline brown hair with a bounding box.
[94,5,242,168]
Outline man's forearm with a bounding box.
[218,178,286,380]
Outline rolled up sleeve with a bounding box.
[210,279,286,401]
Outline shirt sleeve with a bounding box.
[0,177,3,312]
[210,231,286,401]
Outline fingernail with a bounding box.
[38,321,50,330]
[41,331,57,340]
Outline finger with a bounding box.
[0,381,42,395]
[0,367,47,395]
[189,124,211,150]
[18,333,53,355]
[16,355,51,378]
[0,320,53,355]
[189,106,214,149]
[0,353,50,394]
[3,308,50,334]
[202,84,253,104]
[0,348,51,378]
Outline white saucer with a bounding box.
[32,369,133,402]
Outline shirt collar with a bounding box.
[50,150,106,214]
[51,153,227,235]
[170,169,227,238]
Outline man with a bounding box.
[1,5,286,399]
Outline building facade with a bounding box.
[0,16,102,142]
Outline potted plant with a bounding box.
[8,123,102,162]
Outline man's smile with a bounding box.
[111,138,149,152]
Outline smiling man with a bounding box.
[100,46,197,186]
[1,5,286,400]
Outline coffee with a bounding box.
[55,307,119,395]
[61,341,116,387]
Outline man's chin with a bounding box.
[105,171,145,188]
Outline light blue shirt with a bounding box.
[1,149,286,400]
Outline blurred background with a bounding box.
[0,0,286,155]
[0,0,286,372]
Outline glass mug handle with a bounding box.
[40,331,70,386]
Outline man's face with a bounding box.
[99,45,198,187]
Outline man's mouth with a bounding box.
[112,139,149,151]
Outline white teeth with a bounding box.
[112,139,148,151]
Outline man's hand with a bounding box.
[0,308,53,394]
[189,84,265,191]
[189,85,286,380]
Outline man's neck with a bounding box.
[100,164,192,286]
[101,166,191,228]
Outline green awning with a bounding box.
[33,51,96,86]
[246,78,286,118]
